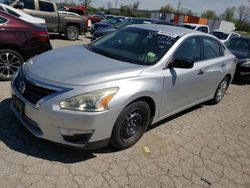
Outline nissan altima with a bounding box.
[11,24,236,149]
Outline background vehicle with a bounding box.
[227,37,250,80]
[9,0,87,40]
[182,23,210,33]
[0,11,52,80]
[0,3,45,25]
[11,25,236,150]
[66,6,102,28]
[90,16,126,34]
[211,30,240,44]
[92,18,174,41]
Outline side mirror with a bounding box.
[14,1,24,9]
[169,58,194,69]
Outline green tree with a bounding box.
[222,7,236,22]
[201,10,218,19]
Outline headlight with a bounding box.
[59,87,119,112]
[241,61,250,68]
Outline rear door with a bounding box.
[33,0,58,32]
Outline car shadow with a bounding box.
[49,34,84,41]
[232,79,250,85]
[0,98,204,163]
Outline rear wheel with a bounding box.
[0,49,24,81]
[111,101,151,149]
[65,26,79,41]
[211,76,229,104]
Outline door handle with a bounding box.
[197,69,204,75]
[221,63,226,67]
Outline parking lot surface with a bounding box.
[0,35,250,188]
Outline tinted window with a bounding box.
[6,7,20,17]
[227,38,250,52]
[182,24,196,30]
[197,26,208,33]
[90,27,177,65]
[174,38,201,62]
[211,31,229,40]
[0,16,7,24]
[0,5,4,11]
[202,38,221,60]
[38,1,54,12]
[229,34,239,40]
[22,0,35,10]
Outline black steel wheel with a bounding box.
[0,49,24,81]
[65,26,79,41]
[111,101,151,149]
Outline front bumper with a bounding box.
[11,75,121,149]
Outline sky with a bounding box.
[90,0,249,15]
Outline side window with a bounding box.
[0,6,4,11]
[38,1,54,12]
[229,34,239,40]
[6,8,20,17]
[0,16,7,24]
[22,0,35,10]
[174,38,201,62]
[202,38,221,60]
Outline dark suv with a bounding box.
[0,11,52,80]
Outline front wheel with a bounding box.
[65,26,79,41]
[0,49,24,81]
[211,76,229,104]
[111,101,151,150]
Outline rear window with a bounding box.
[211,31,229,40]
[182,24,196,30]
[6,7,20,17]
[38,1,54,12]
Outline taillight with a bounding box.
[88,19,92,27]
[32,31,49,41]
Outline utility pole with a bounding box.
[177,0,182,13]
[115,0,117,8]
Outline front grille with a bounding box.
[14,69,57,105]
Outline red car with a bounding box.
[66,6,103,27]
[0,11,52,80]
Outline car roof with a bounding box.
[212,30,239,34]
[127,24,197,37]
[182,23,208,27]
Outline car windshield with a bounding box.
[0,0,14,5]
[88,27,178,65]
[182,24,196,30]
[115,19,152,29]
[227,38,250,52]
[211,31,229,40]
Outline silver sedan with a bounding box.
[11,24,236,149]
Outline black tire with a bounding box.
[65,26,79,41]
[211,76,229,104]
[0,49,24,81]
[111,101,151,150]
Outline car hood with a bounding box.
[229,48,250,61]
[24,45,144,86]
